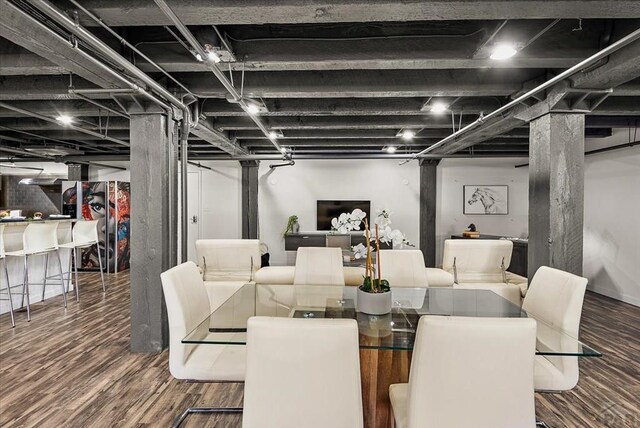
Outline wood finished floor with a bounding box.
[1,272,639,427]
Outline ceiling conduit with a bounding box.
[404,26,640,163]
[152,0,287,158]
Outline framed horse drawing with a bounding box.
[464,185,509,215]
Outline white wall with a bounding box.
[258,159,420,265]
[89,162,130,181]
[192,161,242,240]
[435,158,529,264]
[583,146,640,306]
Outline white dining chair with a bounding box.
[4,222,67,319]
[389,316,537,428]
[58,220,105,300]
[379,249,428,287]
[523,266,588,392]
[243,316,363,428]
[293,247,345,286]
[161,261,245,427]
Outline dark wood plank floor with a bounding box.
[1,272,639,427]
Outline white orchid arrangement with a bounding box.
[372,208,414,248]
[336,208,413,257]
[330,208,366,234]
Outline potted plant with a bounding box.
[283,215,300,236]
[357,219,392,315]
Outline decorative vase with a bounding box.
[357,287,392,315]
[291,221,300,234]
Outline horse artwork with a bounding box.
[464,185,508,215]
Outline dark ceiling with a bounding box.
[0,0,639,162]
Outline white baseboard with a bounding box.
[588,285,640,307]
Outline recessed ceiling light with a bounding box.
[431,102,448,114]
[386,146,397,153]
[401,130,415,141]
[246,103,261,115]
[490,43,518,60]
[206,51,221,63]
[56,115,73,125]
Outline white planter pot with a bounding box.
[357,287,392,315]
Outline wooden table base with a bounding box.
[360,349,411,428]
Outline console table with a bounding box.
[285,232,391,251]
[450,234,528,277]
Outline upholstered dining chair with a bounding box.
[379,249,428,287]
[389,316,537,428]
[161,261,245,427]
[522,266,588,392]
[293,247,345,286]
[243,317,363,428]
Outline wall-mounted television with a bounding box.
[317,200,371,231]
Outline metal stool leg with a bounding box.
[41,253,49,302]
[72,248,79,301]
[2,259,16,328]
[66,248,73,293]
[22,255,31,321]
[55,250,67,308]
[96,243,106,292]
[171,407,243,428]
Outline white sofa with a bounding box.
[441,239,528,306]
[195,239,261,310]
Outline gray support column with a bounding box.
[528,113,585,279]
[67,163,89,181]
[419,159,439,266]
[130,113,178,352]
[241,160,260,239]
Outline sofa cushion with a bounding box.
[254,266,295,284]
[196,239,261,282]
[255,266,365,287]
[505,271,529,297]
[454,282,522,306]
[203,280,248,311]
[425,268,454,287]
[344,266,365,286]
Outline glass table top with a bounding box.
[183,284,601,357]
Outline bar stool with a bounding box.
[58,220,105,301]
[4,222,68,320]
[0,224,18,327]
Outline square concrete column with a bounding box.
[241,160,260,239]
[129,113,178,352]
[67,163,89,181]
[419,159,439,267]
[528,113,585,279]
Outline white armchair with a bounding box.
[195,239,261,310]
[243,317,363,428]
[523,266,587,391]
[442,239,524,305]
[389,315,537,428]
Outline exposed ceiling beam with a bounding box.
[132,40,593,72]
[177,69,544,98]
[240,137,530,147]
[0,0,125,88]
[68,1,640,26]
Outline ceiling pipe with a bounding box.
[405,26,640,162]
[67,0,196,101]
[29,0,246,263]
[68,90,130,119]
[0,101,130,147]
[152,0,285,157]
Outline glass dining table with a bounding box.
[183,284,600,428]
[183,283,601,358]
